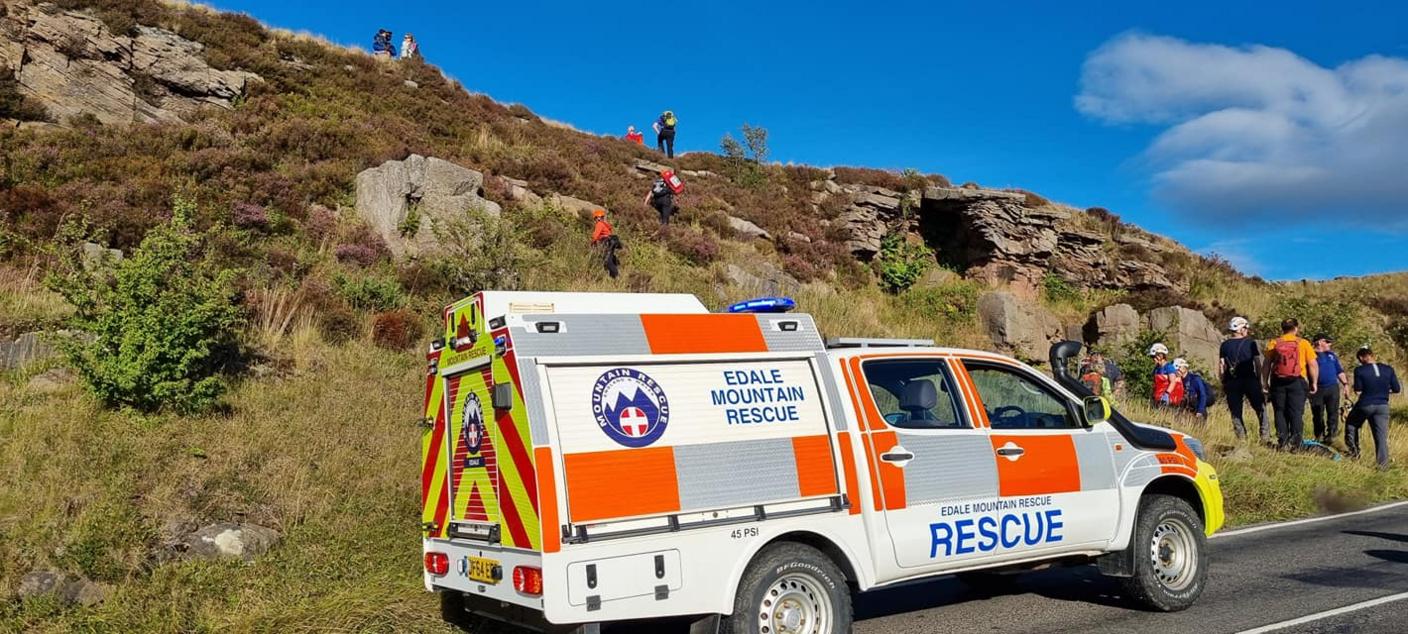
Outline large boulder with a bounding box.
[354,155,502,259]
[726,215,771,241]
[0,2,259,126]
[977,291,1063,363]
[836,185,919,259]
[1085,303,1141,350]
[1145,306,1223,370]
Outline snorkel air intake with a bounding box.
[1049,340,1176,451]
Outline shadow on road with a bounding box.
[1344,530,1408,544]
[855,564,1133,622]
[1366,549,1408,564]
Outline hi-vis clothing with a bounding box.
[420,291,1224,628]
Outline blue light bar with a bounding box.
[725,296,797,314]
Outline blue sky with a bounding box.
[208,0,1408,281]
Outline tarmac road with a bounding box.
[852,502,1408,634]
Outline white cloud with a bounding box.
[1077,33,1408,229]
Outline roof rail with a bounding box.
[825,337,935,349]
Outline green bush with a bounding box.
[1115,329,1169,404]
[50,198,244,414]
[426,207,521,296]
[900,281,981,321]
[1254,296,1378,352]
[876,232,933,294]
[1042,274,1081,304]
[334,273,405,311]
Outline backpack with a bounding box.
[661,169,685,194]
[1271,338,1302,379]
[663,114,677,128]
[1081,371,1104,396]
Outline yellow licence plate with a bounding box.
[467,557,500,584]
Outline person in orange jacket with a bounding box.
[625,125,644,145]
[591,209,620,279]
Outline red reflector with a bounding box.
[513,566,543,595]
[424,552,449,576]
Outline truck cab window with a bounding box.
[861,359,968,429]
[966,365,1078,430]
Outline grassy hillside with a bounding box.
[2,0,1407,631]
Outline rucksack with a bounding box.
[661,170,685,194]
[1271,338,1302,379]
[1081,371,1104,396]
[663,114,677,128]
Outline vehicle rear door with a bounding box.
[849,356,1003,570]
[957,358,1121,553]
[444,361,502,538]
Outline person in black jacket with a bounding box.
[1219,316,1267,442]
[653,111,678,158]
[1346,346,1401,468]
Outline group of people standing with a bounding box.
[1152,317,1400,468]
[624,111,680,158]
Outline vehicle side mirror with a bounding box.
[1081,396,1111,426]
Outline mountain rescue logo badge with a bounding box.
[592,368,670,448]
[462,392,486,468]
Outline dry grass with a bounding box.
[0,264,70,339]
[0,332,455,632]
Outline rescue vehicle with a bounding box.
[419,291,1224,633]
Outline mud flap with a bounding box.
[1096,548,1134,578]
[689,614,721,634]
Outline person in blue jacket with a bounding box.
[1346,346,1401,468]
[1175,358,1214,421]
[372,29,397,57]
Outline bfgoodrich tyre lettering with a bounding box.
[723,542,852,634]
[1120,494,1208,611]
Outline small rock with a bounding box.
[175,523,281,562]
[343,64,356,72]
[17,571,105,607]
[80,242,123,270]
[723,263,799,297]
[726,215,771,241]
[403,80,419,89]
[26,367,75,394]
[785,231,812,244]
[633,158,671,175]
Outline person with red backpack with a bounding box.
[644,170,684,227]
[1149,343,1180,407]
[1261,318,1320,451]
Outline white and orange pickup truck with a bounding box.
[419,291,1224,634]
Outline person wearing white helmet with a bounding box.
[1148,343,1180,407]
[1219,316,1267,442]
[1175,357,1214,420]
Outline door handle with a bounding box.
[995,442,1025,461]
[880,451,915,463]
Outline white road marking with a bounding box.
[1234,591,1408,634]
[1212,500,1408,540]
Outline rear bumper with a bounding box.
[424,538,544,611]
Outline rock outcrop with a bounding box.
[354,155,501,259]
[723,262,800,297]
[978,291,1063,363]
[1084,303,1141,351]
[1145,306,1222,370]
[0,331,55,371]
[0,1,260,125]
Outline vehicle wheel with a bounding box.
[1120,494,1208,612]
[722,542,852,634]
[439,591,490,631]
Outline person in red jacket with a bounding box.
[590,209,620,279]
[625,126,644,145]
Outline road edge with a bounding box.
[1212,499,1408,539]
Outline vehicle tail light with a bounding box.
[424,552,449,576]
[513,565,543,595]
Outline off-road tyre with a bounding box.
[722,542,852,634]
[1120,494,1208,612]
